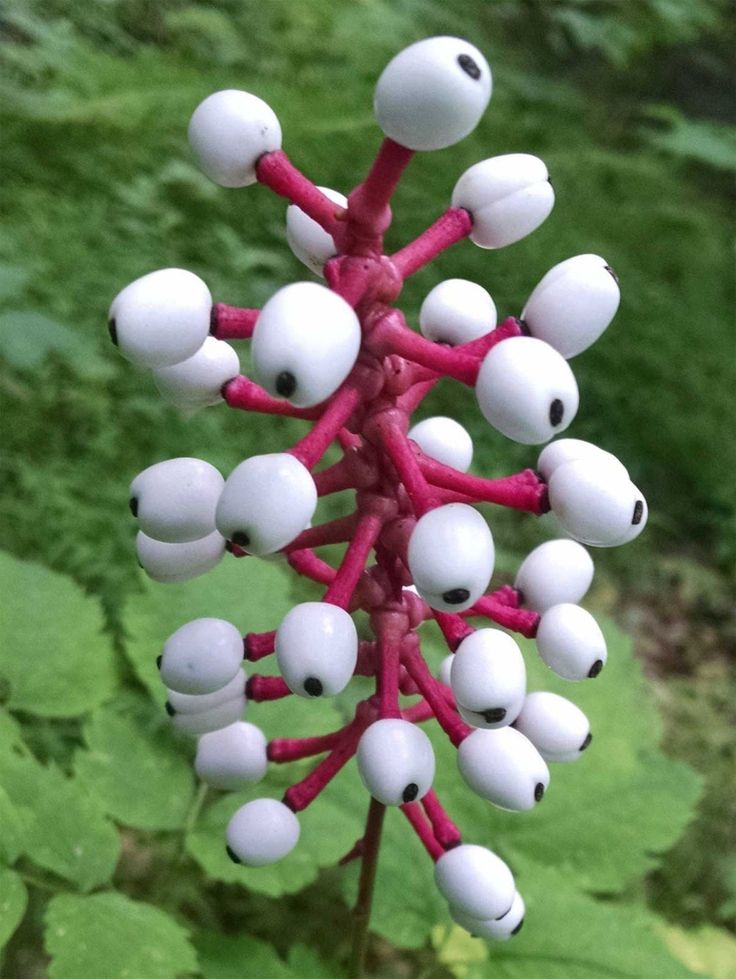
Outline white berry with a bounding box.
[108,269,211,369]
[434,844,514,920]
[408,504,494,613]
[286,187,347,276]
[160,618,244,695]
[215,453,317,555]
[276,602,358,697]
[153,336,239,411]
[195,721,268,789]
[475,336,579,444]
[451,630,526,727]
[136,529,225,583]
[408,416,474,472]
[439,654,454,687]
[252,282,361,407]
[548,459,646,546]
[130,457,223,543]
[521,254,620,358]
[166,669,245,714]
[451,891,526,941]
[356,719,435,806]
[537,438,629,483]
[514,692,591,762]
[536,603,607,680]
[457,726,550,810]
[514,539,594,612]
[419,279,497,346]
[188,90,281,188]
[374,37,491,151]
[171,694,245,736]
[226,798,299,866]
[452,154,554,249]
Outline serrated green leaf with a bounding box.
[0,751,119,890]
[0,867,27,950]
[196,932,339,979]
[428,618,702,892]
[0,551,118,717]
[45,892,197,979]
[0,783,28,864]
[74,697,195,831]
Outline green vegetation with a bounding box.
[1,1,733,976]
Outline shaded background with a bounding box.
[0,1,734,977]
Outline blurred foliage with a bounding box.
[0,0,734,976]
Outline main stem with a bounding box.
[349,796,386,978]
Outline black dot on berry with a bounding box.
[580,731,593,751]
[107,317,118,345]
[482,707,507,724]
[209,305,218,335]
[231,531,250,548]
[549,398,565,426]
[129,497,138,517]
[495,904,512,921]
[442,588,470,605]
[517,318,532,337]
[534,782,545,802]
[588,659,603,679]
[511,917,525,936]
[457,53,481,80]
[604,264,619,284]
[632,500,644,525]
[402,783,419,803]
[303,676,323,697]
[225,845,241,864]
[156,655,162,670]
[164,701,175,717]
[275,371,297,398]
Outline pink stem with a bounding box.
[372,414,437,516]
[372,611,408,719]
[397,377,439,415]
[401,639,470,747]
[290,382,364,469]
[244,630,276,661]
[246,675,291,701]
[283,513,360,553]
[400,803,444,861]
[347,138,414,235]
[256,150,344,235]
[391,208,472,279]
[402,699,435,724]
[422,790,462,849]
[211,303,259,340]
[456,316,524,358]
[286,549,337,586]
[268,730,344,763]
[433,611,474,652]
[324,256,374,307]
[417,455,549,514]
[223,376,320,419]
[322,512,384,608]
[468,597,541,638]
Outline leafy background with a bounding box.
[0,0,734,976]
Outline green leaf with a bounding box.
[0,783,28,864]
[74,696,195,831]
[0,551,118,717]
[0,751,119,890]
[0,310,88,369]
[196,932,339,979]
[45,892,197,979]
[429,618,702,892]
[0,263,31,304]
[0,867,27,951]
[642,108,736,172]
[660,924,736,979]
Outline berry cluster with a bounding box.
[109,36,646,942]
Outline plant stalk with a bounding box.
[349,796,386,979]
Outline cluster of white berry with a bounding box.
[108,36,646,942]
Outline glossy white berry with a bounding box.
[166,669,245,714]
[374,37,491,151]
[434,844,514,920]
[195,721,268,789]
[476,336,579,444]
[356,719,435,805]
[251,282,361,407]
[514,539,594,612]
[153,337,239,410]
[521,254,620,358]
[130,457,223,543]
[514,692,591,762]
[170,693,245,736]
[408,416,474,472]
[286,187,347,276]
[451,630,526,727]
[226,798,299,866]
[536,603,607,680]
[457,727,550,810]
[276,602,358,697]
[188,90,281,188]
[108,269,211,368]
[537,438,629,483]
[548,459,646,546]
[451,891,526,941]
[606,493,647,545]
[160,618,244,695]
[439,654,454,687]
[136,530,225,583]
[452,154,554,249]
[215,453,317,555]
[408,504,494,613]
[419,279,497,346]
